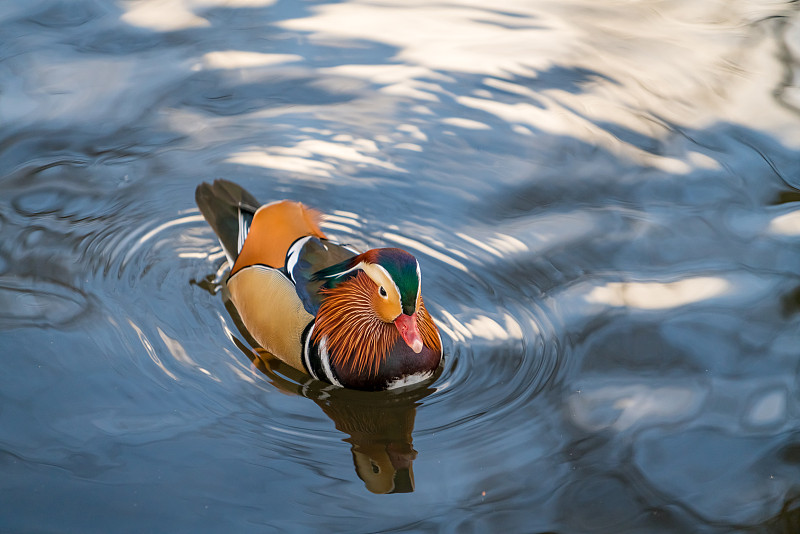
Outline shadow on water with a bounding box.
[2,0,800,532]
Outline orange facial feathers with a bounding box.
[416,301,442,355]
[314,271,441,378]
[314,271,398,377]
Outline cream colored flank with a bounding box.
[227,265,312,372]
[226,200,326,373]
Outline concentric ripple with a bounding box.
[4,0,800,530]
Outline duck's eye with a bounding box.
[379,286,388,298]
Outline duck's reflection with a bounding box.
[318,384,423,494]
[247,346,435,494]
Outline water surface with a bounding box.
[2,0,800,532]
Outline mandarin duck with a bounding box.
[196,180,443,391]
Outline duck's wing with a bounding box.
[286,236,359,315]
[232,199,326,275]
[196,179,328,275]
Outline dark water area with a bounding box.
[3,0,800,532]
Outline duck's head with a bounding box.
[314,247,424,353]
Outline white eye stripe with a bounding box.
[370,263,401,304]
[416,260,421,304]
[357,260,422,311]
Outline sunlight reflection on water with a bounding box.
[2,0,800,531]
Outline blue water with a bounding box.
[2,1,800,532]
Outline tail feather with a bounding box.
[196,180,261,265]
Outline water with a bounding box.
[2,0,800,531]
